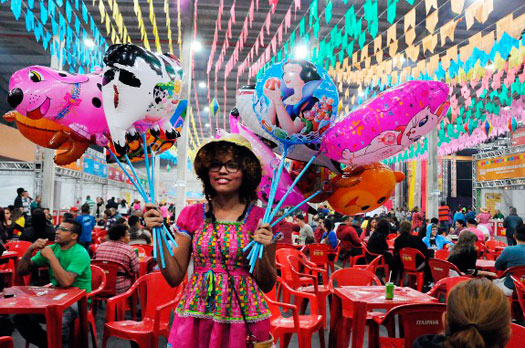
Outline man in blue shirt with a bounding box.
[503,207,523,246]
[75,203,96,252]
[494,225,525,296]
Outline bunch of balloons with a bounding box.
[237,59,449,271]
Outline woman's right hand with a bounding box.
[144,203,163,230]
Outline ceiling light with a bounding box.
[84,38,95,48]
[192,40,202,52]
[198,81,206,89]
[204,106,210,112]
[294,44,308,59]
[205,123,211,127]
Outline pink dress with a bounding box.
[167,203,271,348]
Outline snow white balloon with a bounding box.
[254,59,338,146]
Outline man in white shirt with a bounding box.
[295,214,314,244]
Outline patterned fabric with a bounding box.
[94,240,139,294]
[168,203,271,348]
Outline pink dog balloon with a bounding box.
[228,112,308,212]
[321,81,449,166]
[7,66,110,146]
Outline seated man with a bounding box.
[94,223,139,294]
[14,218,91,348]
[336,216,363,262]
[494,225,525,296]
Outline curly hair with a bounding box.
[194,141,262,204]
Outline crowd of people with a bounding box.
[0,169,524,347]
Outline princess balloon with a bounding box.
[254,59,338,146]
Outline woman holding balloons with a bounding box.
[144,133,276,348]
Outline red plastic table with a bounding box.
[476,259,496,272]
[0,286,88,348]
[329,286,437,348]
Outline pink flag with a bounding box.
[294,0,301,11]
[277,24,283,43]
[284,8,291,33]
[265,12,271,34]
[269,0,278,13]
[271,36,277,55]
[230,2,236,24]
[249,0,254,28]
[218,0,223,30]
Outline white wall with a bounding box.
[0,172,34,207]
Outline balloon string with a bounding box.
[124,155,150,202]
[267,152,320,223]
[263,146,289,223]
[108,150,149,202]
[271,190,323,228]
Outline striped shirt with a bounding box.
[438,205,450,222]
[94,240,139,294]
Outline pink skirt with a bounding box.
[167,312,271,348]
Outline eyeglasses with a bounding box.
[208,161,240,173]
[57,226,71,232]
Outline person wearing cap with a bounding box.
[144,133,275,348]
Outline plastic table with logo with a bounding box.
[138,256,156,277]
[0,286,88,348]
[329,285,437,348]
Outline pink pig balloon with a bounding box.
[321,80,450,167]
[228,111,308,212]
[7,66,110,146]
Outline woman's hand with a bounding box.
[144,203,164,230]
[253,220,273,247]
[263,86,282,104]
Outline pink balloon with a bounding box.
[229,113,308,211]
[321,80,449,166]
[8,66,110,146]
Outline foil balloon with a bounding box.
[253,59,338,146]
[327,163,405,216]
[228,111,308,212]
[321,81,449,167]
[102,44,184,154]
[3,111,90,165]
[236,85,342,173]
[7,65,110,147]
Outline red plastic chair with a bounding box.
[4,241,32,257]
[0,337,13,348]
[434,248,449,260]
[427,276,471,301]
[399,248,427,291]
[354,255,385,276]
[265,278,325,348]
[0,255,16,286]
[138,244,153,257]
[369,303,447,348]
[486,239,506,250]
[511,276,525,318]
[276,248,322,286]
[507,323,525,348]
[475,241,488,258]
[428,258,463,282]
[362,243,390,281]
[275,243,298,251]
[72,265,106,348]
[329,268,381,291]
[303,243,335,273]
[102,272,185,348]
[500,266,525,320]
[287,255,330,328]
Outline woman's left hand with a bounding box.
[253,220,273,247]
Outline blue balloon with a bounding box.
[253,59,338,146]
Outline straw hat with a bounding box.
[194,132,261,169]
[480,207,489,213]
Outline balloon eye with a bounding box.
[377,196,386,204]
[29,71,43,82]
[361,205,370,210]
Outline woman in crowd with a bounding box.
[19,208,55,242]
[11,207,25,237]
[117,199,129,217]
[493,209,504,219]
[413,278,511,348]
[366,219,393,266]
[321,218,338,249]
[447,230,495,277]
[360,217,377,239]
[145,133,275,348]
[0,207,13,242]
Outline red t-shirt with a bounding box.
[336,224,362,250]
[274,220,294,244]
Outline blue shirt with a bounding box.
[322,231,338,249]
[75,214,96,243]
[495,244,525,289]
[453,212,465,226]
